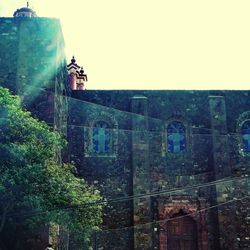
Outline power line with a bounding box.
[29,87,243,136]
[2,87,250,231]
[98,195,250,233]
[6,175,249,219]
[0,117,240,137]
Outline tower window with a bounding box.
[167,121,186,153]
[241,120,250,153]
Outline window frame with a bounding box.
[84,113,118,158]
[92,120,113,154]
[237,111,250,156]
[164,118,190,156]
[166,120,186,154]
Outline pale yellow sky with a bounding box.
[1,0,250,89]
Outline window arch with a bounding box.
[167,121,186,153]
[92,121,112,154]
[237,111,250,156]
[84,113,118,158]
[241,120,250,153]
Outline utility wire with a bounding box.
[1,116,238,136]
[2,88,249,229]
[54,122,234,136]
[98,195,250,233]
[6,175,249,219]
[30,87,243,135]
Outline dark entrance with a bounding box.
[167,211,198,250]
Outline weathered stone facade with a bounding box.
[69,90,250,250]
[0,17,69,134]
[0,16,249,250]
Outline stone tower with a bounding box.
[13,2,37,18]
[67,56,88,90]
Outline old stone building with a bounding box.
[0,4,249,250]
[68,88,249,250]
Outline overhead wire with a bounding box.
[0,88,249,221]
[30,87,243,135]
[2,87,249,233]
[2,87,245,137]
[5,175,249,220]
[98,195,250,233]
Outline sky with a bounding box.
[1,0,250,90]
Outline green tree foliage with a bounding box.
[0,87,102,249]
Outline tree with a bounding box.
[0,87,102,249]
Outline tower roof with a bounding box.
[13,2,37,17]
[67,56,81,70]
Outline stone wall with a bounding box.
[69,90,250,250]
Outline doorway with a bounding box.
[167,211,198,250]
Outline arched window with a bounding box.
[92,121,112,153]
[167,121,186,153]
[241,120,250,153]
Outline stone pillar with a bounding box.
[209,95,231,179]
[69,73,76,90]
[209,95,237,250]
[131,96,152,250]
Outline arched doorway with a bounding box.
[167,211,198,250]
